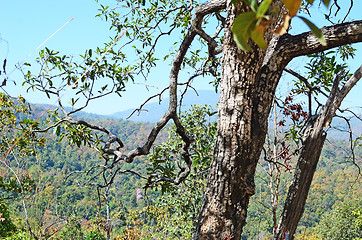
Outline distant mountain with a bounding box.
[268,113,362,140]
[27,92,362,140]
[111,90,219,123]
[28,103,111,120]
[328,116,362,139]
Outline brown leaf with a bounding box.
[283,0,302,17]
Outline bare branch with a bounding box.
[338,107,362,121]
[127,86,169,119]
[331,65,362,111]
[284,67,328,116]
[334,114,361,175]
[342,0,354,22]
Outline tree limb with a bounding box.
[281,20,362,59]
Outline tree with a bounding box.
[274,49,362,238]
[54,216,84,240]
[146,104,217,239]
[0,92,45,239]
[0,200,17,238]
[316,199,362,239]
[5,0,362,239]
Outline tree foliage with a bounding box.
[316,199,362,239]
[0,200,17,238]
[1,0,362,239]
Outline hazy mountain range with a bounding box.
[28,89,361,140]
[111,90,219,122]
[109,89,362,139]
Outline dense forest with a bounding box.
[1,103,361,239]
[1,1,362,239]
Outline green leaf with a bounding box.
[250,26,267,49]
[88,49,92,57]
[54,126,61,136]
[231,11,257,51]
[256,0,272,18]
[298,16,326,46]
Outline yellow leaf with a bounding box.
[283,0,302,17]
[250,25,268,49]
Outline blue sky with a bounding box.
[0,0,361,115]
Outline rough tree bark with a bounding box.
[194,2,287,239]
[193,1,362,239]
[274,64,362,240]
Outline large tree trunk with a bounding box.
[193,2,288,239]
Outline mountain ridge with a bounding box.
[111,89,219,122]
[26,89,362,140]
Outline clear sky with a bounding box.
[0,0,361,115]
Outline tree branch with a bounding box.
[126,0,227,178]
[281,20,362,59]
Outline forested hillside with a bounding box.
[243,138,361,239]
[1,103,166,239]
[1,103,361,239]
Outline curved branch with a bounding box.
[124,1,228,189]
[331,65,362,112]
[169,0,227,111]
[125,0,227,164]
